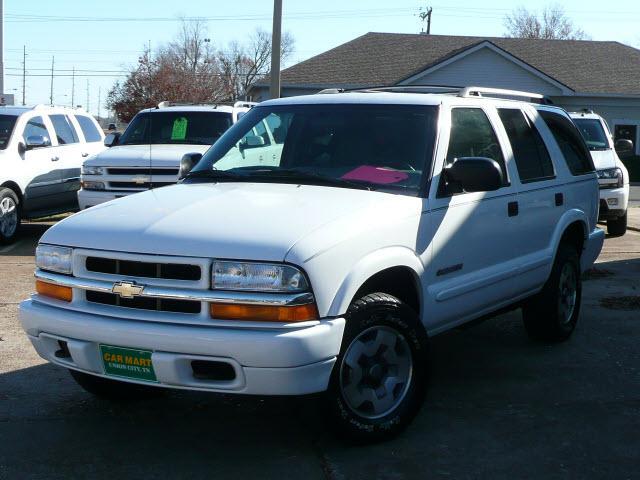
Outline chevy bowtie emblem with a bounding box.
[132,175,150,185]
[112,281,145,299]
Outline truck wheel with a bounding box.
[522,244,581,342]
[69,369,165,400]
[607,212,627,237]
[0,188,20,244]
[325,293,429,443]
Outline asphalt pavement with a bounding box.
[1,222,639,479]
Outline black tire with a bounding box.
[324,292,429,443]
[607,212,627,237]
[0,187,21,244]
[522,244,582,342]
[69,369,165,400]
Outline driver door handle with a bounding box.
[81,152,89,157]
[51,156,60,162]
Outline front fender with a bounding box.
[326,246,424,317]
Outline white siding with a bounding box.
[406,47,563,96]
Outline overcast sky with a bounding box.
[4,0,640,116]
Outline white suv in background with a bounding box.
[78,102,255,209]
[570,110,631,236]
[21,87,603,442]
[0,105,105,243]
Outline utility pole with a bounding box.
[86,79,90,112]
[419,6,433,34]
[49,56,54,106]
[97,87,101,121]
[269,0,282,100]
[0,0,4,96]
[22,45,26,105]
[70,67,75,107]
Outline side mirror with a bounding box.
[614,138,633,153]
[104,132,121,147]
[18,142,26,155]
[444,157,504,193]
[239,135,265,151]
[25,135,51,150]
[178,152,203,180]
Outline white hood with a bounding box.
[84,144,211,168]
[40,183,416,261]
[589,149,617,171]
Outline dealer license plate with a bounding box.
[100,344,157,383]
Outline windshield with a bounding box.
[119,111,233,146]
[189,104,438,195]
[0,114,17,150]
[573,118,609,151]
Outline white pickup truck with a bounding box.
[569,110,632,236]
[20,87,603,442]
[78,102,254,209]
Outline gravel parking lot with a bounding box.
[1,220,639,479]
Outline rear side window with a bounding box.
[445,108,507,177]
[74,115,102,142]
[498,109,554,183]
[539,111,595,175]
[49,114,79,145]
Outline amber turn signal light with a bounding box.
[36,280,72,302]
[210,302,318,322]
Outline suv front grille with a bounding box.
[107,168,179,176]
[86,257,202,281]
[86,290,201,314]
[108,181,174,189]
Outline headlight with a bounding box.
[82,166,104,175]
[81,181,106,191]
[36,245,73,274]
[212,261,309,292]
[596,168,623,188]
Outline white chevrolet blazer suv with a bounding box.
[20,87,604,442]
[0,105,105,243]
[569,110,632,236]
[78,102,254,210]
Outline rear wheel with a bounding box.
[607,211,627,237]
[324,293,429,443]
[69,369,165,400]
[0,188,20,244]
[522,244,581,342]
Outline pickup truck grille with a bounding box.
[85,256,202,281]
[86,290,201,314]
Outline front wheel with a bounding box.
[607,211,627,237]
[522,244,582,342]
[0,188,20,244]
[324,293,429,443]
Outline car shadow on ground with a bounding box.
[0,222,51,256]
[1,260,638,478]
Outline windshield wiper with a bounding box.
[184,169,248,181]
[237,168,375,191]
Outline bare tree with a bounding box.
[107,21,295,121]
[218,28,295,101]
[504,5,589,40]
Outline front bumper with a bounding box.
[598,186,629,220]
[77,189,132,210]
[19,299,345,395]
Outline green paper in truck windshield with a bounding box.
[171,117,188,140]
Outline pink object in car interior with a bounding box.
[341,165,409,184]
